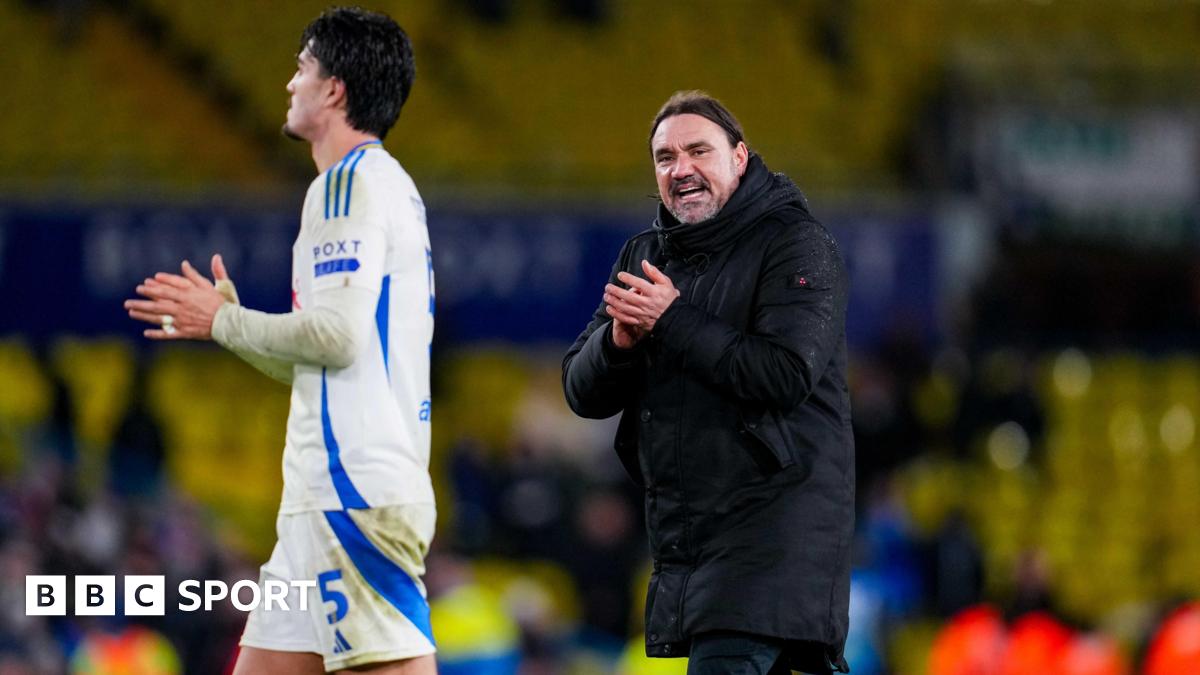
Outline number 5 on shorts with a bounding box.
[318,569,349,624]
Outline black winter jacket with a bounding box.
[562,154,854,673]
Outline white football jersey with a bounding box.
[281,141,435,514]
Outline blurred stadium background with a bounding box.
[2,0,1200,673]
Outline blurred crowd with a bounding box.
[1,328,1198,674]
[0,360,250,673]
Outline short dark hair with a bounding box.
[649,90,746,153]
[300,7,415,140]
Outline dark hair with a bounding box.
[648,90,746,153]
[300,7,415,140]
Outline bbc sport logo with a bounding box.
[26,575,316,616]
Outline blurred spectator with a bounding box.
[426,553,521,675]
[857,480,924,617]
[446,438,500,554]
[999,612,1074,675]
[0,536,63,673]
[841,572,886,675]
[69,624,181,675]
[954,349,1044,463]
[1009,548,1055,619]
[1060,634,1129,675]
[107,361,166,501]
[927,605,1006,675]
[30,349,78,472]
[493,442,573,561]
[562,487,640,642]
[930,510,985,617]
[1144,603,1200,675]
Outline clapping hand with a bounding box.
[603,260,680,347]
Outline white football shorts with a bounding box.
[240,503,437,671]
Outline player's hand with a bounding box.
[604,260,680,334]
[124,259,228,340]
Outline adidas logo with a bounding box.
[332,628,353,654]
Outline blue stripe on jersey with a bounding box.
[375,274,391,376]
[343,149,368,217]
[322,140,380,220]
[321,370,369,509]
[323,510,436,645]
[324,170,333,220]
[426,248,435,316]
[331,154,350,218]
[324,152,354,220]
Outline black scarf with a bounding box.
[653,153,810,261]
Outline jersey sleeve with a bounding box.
[309,171,389,295]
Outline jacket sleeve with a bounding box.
[652,221,848,411]
[562,241,646,419]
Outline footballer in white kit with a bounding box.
[126,8,438,673]
[235,140,437,669]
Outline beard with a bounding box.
[667,176,719,225]
[667,199,720,225]
[281,122,304,141]
[665,157,738,224]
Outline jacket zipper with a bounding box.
[675,257,707,560]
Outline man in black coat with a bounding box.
[562,91,854,675]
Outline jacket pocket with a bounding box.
[738,405,796,472]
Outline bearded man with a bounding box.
[563,91,854,675]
